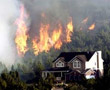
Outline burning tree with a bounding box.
[15,4,29,56]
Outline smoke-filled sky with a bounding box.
[0,0,110,67]
[22,0,110,37]
[0,0,20,66]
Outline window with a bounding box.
[73,60,81,68]
[56,61,64,67]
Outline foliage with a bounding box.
[36,74,55,90]
[68,83,86,90]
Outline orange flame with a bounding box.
[88,23,95,30]
[39,24,50,52]
[66,17,74,42]
[32,38,39,55]
[15,5,28,56]
[52,24,62,44]
[32,14,74,55]
[32,23,50,55]
[54,40,62,49]
[52,24,62,49]
[32,23,62,55]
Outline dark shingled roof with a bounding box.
[53,52,95,62]
[44,67,71,72]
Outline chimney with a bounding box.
[97,52,99,69]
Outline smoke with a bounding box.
[21,0,70,38]
[0,0,19,67]
[21,0,110,36]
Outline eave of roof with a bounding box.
[53,51,95,62]
[43,67,71,72]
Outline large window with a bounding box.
[56,61,64,67]
[73,60,81,68]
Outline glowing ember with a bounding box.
[88,23,95,30]
[66,17,74,42]
[81,17,88,24]
[15,5,28,56]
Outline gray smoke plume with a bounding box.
[21,0,110,37]
[0,0,20,67]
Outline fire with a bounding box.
[32,23,62,55]
[88,23,95,30]
[32,24,50,55]
[81,17,88,24]
[32,15,74,55]
[15,5,28,56]
[52,24,62,44]
[32,38,39,55]
[39,24,50,52]
[52,24,62,49]
[54,40,62,49]
[66,17,74,42]
[15,8,74,56]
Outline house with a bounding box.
[42,51,104,82]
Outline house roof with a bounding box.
[43,67,71,72]
[53,52,95,62]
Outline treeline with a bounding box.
[0,70,55,90]
[0,67,110,90]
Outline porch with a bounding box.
[42,67,70,82]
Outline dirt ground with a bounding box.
[51,87,64,90]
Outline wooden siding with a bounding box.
[68,59,86,72]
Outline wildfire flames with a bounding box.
[14,4,96,56]
[66,17,74,42]
[32,24,50,55]
[32,15,73,55]
[81,17,95,31]
[88,23,95,30]
[52,24,62,49]
[15,5,28,56]
[15,5,73,56]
